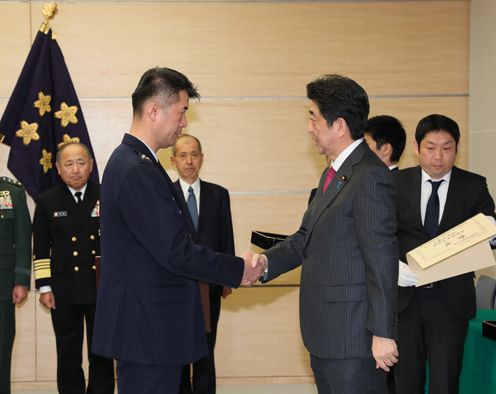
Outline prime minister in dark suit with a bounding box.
[32,142,114,394]
[92,67,262,394]
[394,114,496,394]
[171,134,234,394]
[253,74,399,393]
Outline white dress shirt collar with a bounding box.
[331,138,364,172]
[130,134,158,162]
[68,183,88,203]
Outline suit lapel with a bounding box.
[173,180,197,236]
[438,166,459,233]
[410,167,424,231]
[197,180,207,234]
[59,185,79,232]
[304,142,366,244]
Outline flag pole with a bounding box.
[39,2,58,34]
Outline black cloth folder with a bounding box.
[251,230,288,250]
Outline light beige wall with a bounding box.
[469,0,496,278]
[0,0,469,387]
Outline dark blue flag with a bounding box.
[0,28,99,199]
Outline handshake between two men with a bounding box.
[240,252,268,287]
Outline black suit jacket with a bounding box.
[33,181,100,305]
[394,166,496,319]
[174,180,235,299]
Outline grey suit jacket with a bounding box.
[264,141,398,359]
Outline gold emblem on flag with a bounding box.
[57,134,80,149]
[39,149,53,173]
[34,91,52,116]
[16,121,40,145]
[55,102,78,127]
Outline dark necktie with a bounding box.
[323,166,337,192]
[187,186,199,230]
[75,191,82,204]
[424,180,444,238]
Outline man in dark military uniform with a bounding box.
[32,142,114,394]
[0,176,31,394]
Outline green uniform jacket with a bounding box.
[0,177,32,301]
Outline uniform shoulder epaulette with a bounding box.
[0,176,24,188]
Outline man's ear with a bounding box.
[380,142,392,158]
[413,140,420,157]
[145,101,160,122]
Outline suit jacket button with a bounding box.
[91,250,96,255]
[73,251,78,257]
[71,236,77,242]
[90,235,95,240]
[92,265,96,270]
[74,266,79,272]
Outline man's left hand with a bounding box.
[372,335,398,372]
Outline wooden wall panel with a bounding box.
[11,297,36,382]
[0,0,470,387]
[29,1,468,97]
[0,3,31,96]
[35,305,57,381]
[215,287,311,377]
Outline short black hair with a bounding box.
[415,114,460,146]
[306,74,369,139]
[132,67,200,116]
[365,115,406,162]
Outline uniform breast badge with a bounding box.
[0,190,13,209]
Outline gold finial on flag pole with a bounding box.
[39,3,58,34]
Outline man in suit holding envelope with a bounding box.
[394,114,496,394]
[253,74,399,393]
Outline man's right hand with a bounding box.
[39,291,56,310]
[241,251,265,286]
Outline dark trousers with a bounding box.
[310,355,387,394]
[0,301,14,394]
[395,288,468,394]
[179,294,221,394]
[117,360,182,394]
[51,303,114,394]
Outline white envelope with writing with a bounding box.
[406,213,496,286]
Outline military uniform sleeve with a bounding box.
[32,198,52,289]
[13,187,32,288]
